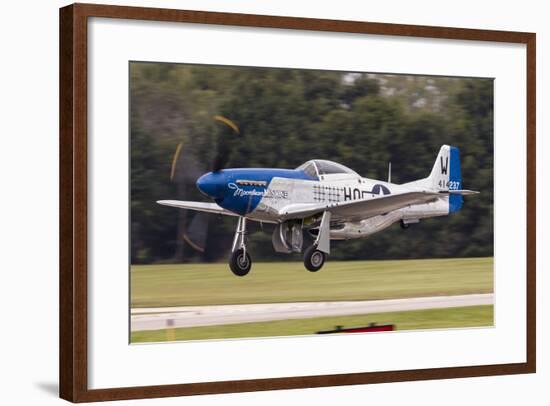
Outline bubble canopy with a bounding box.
[296,159,358,179]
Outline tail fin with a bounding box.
[426,145,463,213]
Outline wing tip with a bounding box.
[157,200,178,206]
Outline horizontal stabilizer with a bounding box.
[440,189,480,196]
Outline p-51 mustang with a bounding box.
[159,141,478,276]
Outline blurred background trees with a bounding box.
[130,62,493,264]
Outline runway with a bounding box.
[131,293,493,332]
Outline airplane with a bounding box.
[158,140,479,277]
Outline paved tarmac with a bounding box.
[131,293,493,331]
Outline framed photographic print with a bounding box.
[59,3,536,402]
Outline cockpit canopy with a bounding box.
[296,159,358,179]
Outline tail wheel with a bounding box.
[303,245,326,272]
[229,248,252,276]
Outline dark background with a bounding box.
[130,62,493,264]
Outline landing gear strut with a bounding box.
[303,211,331,272]
[229,217,251,276]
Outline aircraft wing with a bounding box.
[278,191,445,222]
[157,200,239,217]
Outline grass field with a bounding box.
[131,305,493,343]
[131,257,493,308]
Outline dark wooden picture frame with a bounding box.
[59,3,536,402]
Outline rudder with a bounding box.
[426,145,463,213]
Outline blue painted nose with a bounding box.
[196,172,225,200]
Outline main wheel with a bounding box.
[229,248,252,276]
[303,245,326,272]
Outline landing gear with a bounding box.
[229,212,332,276]
[302,211,331,272]
[401,219,419,229]
[303,245,325,272]
[229,216,251,276]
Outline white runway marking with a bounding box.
[130,293,493,332]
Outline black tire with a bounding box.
[400,220,409,229]
[303,245,326,272]
[229,248,252,276]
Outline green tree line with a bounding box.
[130,63,493,264]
